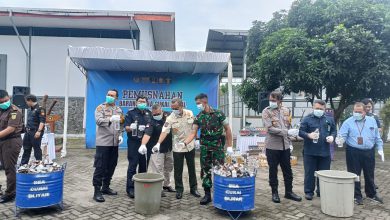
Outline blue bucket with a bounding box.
[16,169,65,209]
[213,174,255,211]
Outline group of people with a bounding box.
[262,91,384,205]
[0,90,47,203]
[92,89,233,205]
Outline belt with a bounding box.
[26,127,38,132]
[0,135,21,141]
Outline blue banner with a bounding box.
[86,70,219,148]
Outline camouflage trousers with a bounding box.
[200,140,225,189]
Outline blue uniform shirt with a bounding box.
[339,116,383,151]
[299,113,337,157]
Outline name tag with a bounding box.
[357,137,363,145]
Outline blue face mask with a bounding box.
[269,101,278,109]
[137,103,147,110]
[172,109,181,115]
[153,114,163,121]
[0,100,11,110]
[106,96,115,104]
[197,104,205,111]
[353,112,364,121]
[313,109,324,118]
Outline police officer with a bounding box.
[338,102,384,205]
[262,91,302,203]
[0,90,23,203]
[21,94,46,165]
[185,93,233,205]
[92,89,124,202]
[299,100,336,200]
[125,95,152,198]
[140,104,175,197]
[155,98,201,200]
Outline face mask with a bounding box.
[106,96,115,104]
[269,101,278,109]
[353,112,363,121]
[0,100,11,110]
[197,104,205,111]
[172,109,181,115]
[137,103,147,110]
[153,114,163,121]
[313,109,324,118]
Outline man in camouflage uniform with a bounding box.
[92,89,124,203]
[262,91,302,203]
[186,93,233,205]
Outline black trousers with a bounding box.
[126,139,151,193]
[346,146,376,199]
[266,148,293,193]
[303,154,331,195]
[173,149,198,193]
[21,131,43,165]
[92,146,119,188]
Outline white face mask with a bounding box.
[153,113,163,121]
[197,104,205,111]
[172,109,181,115]
[313,109,324,117]
[269,101,278,109]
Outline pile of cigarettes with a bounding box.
[213,162,254,178]
[17,160,63,174]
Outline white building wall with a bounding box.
[0,21,155,97]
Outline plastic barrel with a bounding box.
[16,170,65,209]
[213,174,255,211]
[315,170,359,218]
[133,173,164,215]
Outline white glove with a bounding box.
[308,132,319,140]
[195,140,200,150]
[326,136,334,144]
[130,123,137,130]
[378,150,385,162]
[110,115,120,122]
[335,136,345,147]
[288,129,299,137]
[118,136,123,145]
[290,144,293,153]
[152,143,160,154]
[175,142,186,149]
[138,125,146,132]
[138,144,147,155]
[226,146,233,155]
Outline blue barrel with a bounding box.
[213,174,255,211]
[16,170,65,209]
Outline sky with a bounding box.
[0,0,295,51]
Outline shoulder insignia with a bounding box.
[164,122,169,127]
[11,112,17,120]
[97,106,103,111]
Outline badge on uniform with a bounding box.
[357,137,363,145]
[164,122,169,127]
[11,113,17,120]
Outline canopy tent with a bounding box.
[63,46,233,157]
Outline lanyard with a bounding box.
[355,120,366,136]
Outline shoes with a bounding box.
[367,194,384,204]
[101,187,118,195]
[127,190,135,199]
[163,186,176,192]
[93,187,105,203]
[272,190,280,203]
[190,189,201,198]
[176,192,183,199]
[305,194,313,201]
[285,192,302,202]
[200,190,212,205]
[355,197,363,205]
[0,194,15,204]
[316,192,320,197]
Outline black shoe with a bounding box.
[272,191,280,203]
[161,191,167,197]
[367,194,384,204]
[316,192,320,197]
[163,186,176,192]
[127,190,135,199]
[101,187,118,195]
[285,192,302,202]
[0,194,15,203]
[176,192,183,199]
[200,192,212,205]
[305,194,313,200]
[375,184,379,189]
[355,197,363,205]
[190,189,201,198]
[93,188,105,203]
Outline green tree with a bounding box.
[240,0,390,123]
[380,100,390,141]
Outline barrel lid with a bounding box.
[315,170,357,179]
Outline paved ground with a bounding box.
[0,145,389,220]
